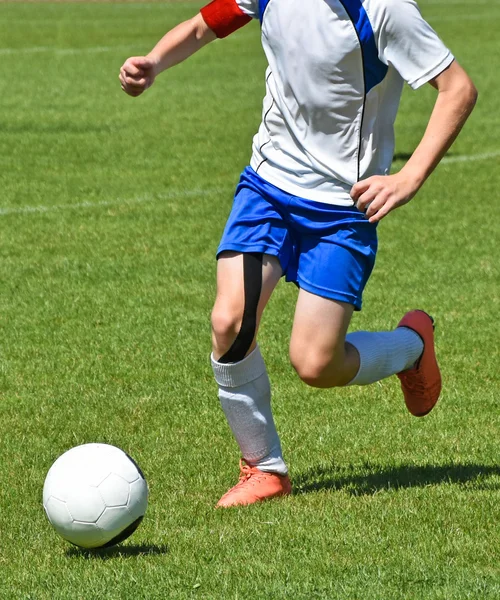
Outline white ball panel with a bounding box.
[97,506,134,537]
[65,485,106,523]
[43,473,60,505]
[44,497,73,530]
[67,522,105,549]
[51,445,112,486]
[127,478,148,520]
[98,473,130,507]
[78,462,112,488]
[104,453,142,484]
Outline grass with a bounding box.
[0,1,499,598]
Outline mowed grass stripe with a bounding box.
[0,188,230,216]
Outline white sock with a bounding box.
[211,346,287,475]
[346,328,424,386]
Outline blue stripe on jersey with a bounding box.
[258,0,271,24]
[339,0,388,94]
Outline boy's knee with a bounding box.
[289,348,346,388]
[211,305,242,354]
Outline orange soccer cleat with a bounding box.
[216,460,292,508]
[397,310,442,417]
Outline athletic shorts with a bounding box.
[217,167,378,310]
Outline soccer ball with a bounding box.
[43,443,148,549]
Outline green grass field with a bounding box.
[0,1,499,598]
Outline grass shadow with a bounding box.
[294,462,500,496]
[66,543,169,560]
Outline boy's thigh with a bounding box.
[212,252,283,361]
[215,251,283,317]
[289,235,371,367]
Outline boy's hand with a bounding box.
[351,172,420,223]
[119,57,158,97]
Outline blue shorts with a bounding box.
[217,167,378,310]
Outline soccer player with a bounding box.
[120,0,477,507]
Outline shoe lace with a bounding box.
[237,460,267,486]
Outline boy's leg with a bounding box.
[289,293,358,387]
[211,252,291,507]
[211,252,278,361]
[290,290,440,415]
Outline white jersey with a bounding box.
[201,0,454,205]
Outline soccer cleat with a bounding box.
[397,310,442,417]
[216,460,292,508]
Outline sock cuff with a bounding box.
[211,346,267,388]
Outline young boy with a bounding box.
[120,0,477,507]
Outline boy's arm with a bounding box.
[148,13,217,73]
[119,13,216,97]
[351,61,478,223]
[120,1,254,97]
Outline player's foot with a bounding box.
[397,310,442,417]
[216,460,292,508]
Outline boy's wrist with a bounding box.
[146,53,162,76]
[398,163,428,191]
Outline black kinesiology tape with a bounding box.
[219,253,263,364]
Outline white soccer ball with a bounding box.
[43,443,148,549]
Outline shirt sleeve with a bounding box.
[370,0,454,89]
[200,0,257,39]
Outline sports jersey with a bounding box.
[201,0,454,206]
